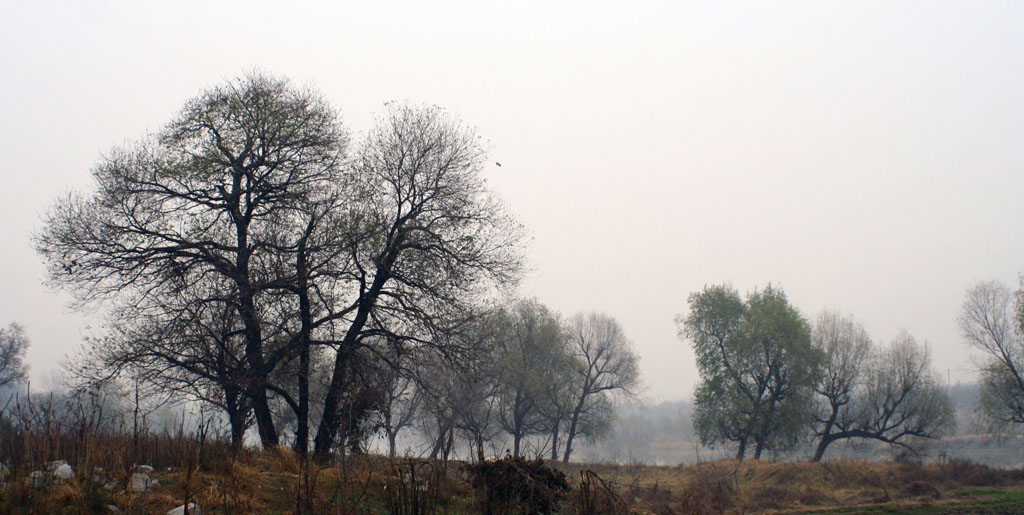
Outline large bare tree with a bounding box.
[37,74,524,457]
[36,71,349,448]
[310,104,524,458]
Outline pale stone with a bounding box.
[25,470,48,488]
[53,463,74,480]
[129,472,154,492]
[46,460,68,472]
[167,502,201,515]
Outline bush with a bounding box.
[465,456,569,514]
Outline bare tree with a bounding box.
[812,332,953,460]
[0,323,29,388]
[810,311,872,461]
[415,311,507,462]
[365,337,424,458]
[36,74,524,458]
[67,278,256,450]
[959,280,1024,430]
[312,104,524,458]
[35,72,349,448]
[560,312,639,463]
[855,334,954,452]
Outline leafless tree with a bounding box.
[0,323,29,388]
[36,74,524,458]
[813,331,953,460]
[68,278,256,450]
[412,310,507,462]
[560,312,639,463]
[35,72,349,448]
[810,311,872,461]
[364,337,424,458]
[311,104,524,458]
[959,280,1024,430]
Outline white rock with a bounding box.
[25,470,48,488]
[129,472,154,492]
[46,460,68,472]
[53,463,74,480]
[167,502,201,515]
[0,463,8,480]
[133,464,154,474]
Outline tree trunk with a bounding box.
[239,290,278,448]
[292,262,312,457]
[429,416,449,460]
[562,393,587,463]
[293,341,309,456]
[735,438,747,460]
[225,386,247,452]
[812,404,840,462]
[812,436,831,462]
[475,432,486,463]
[550,422,559,460]
[313,255,395,459]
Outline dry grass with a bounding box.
[552,457,1024,513]
[3,392,1024,515]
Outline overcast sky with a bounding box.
[2,1,1022,399]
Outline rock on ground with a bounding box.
[25,470,48,488]
[46,460,68,472]
[53,463,74,480]
[167,502,201,515]
[129,472,158,492]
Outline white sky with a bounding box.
[2,1,1022,399]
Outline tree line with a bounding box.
[20,70,1024,464]
[678,284,955,462]
[31,72,637,462]
[676,278,1024,462]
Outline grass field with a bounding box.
[6,444,1024,513]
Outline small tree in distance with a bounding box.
[0,323,29,388]
[560,312,640,463]
[960,280,1024,432]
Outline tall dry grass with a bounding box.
[5,388,1024,514]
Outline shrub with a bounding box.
[465,456,569,514]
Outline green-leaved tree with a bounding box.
[679,284,820,460]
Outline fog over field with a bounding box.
[2,1,1023,406]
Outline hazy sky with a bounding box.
[2,1,1022,399]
